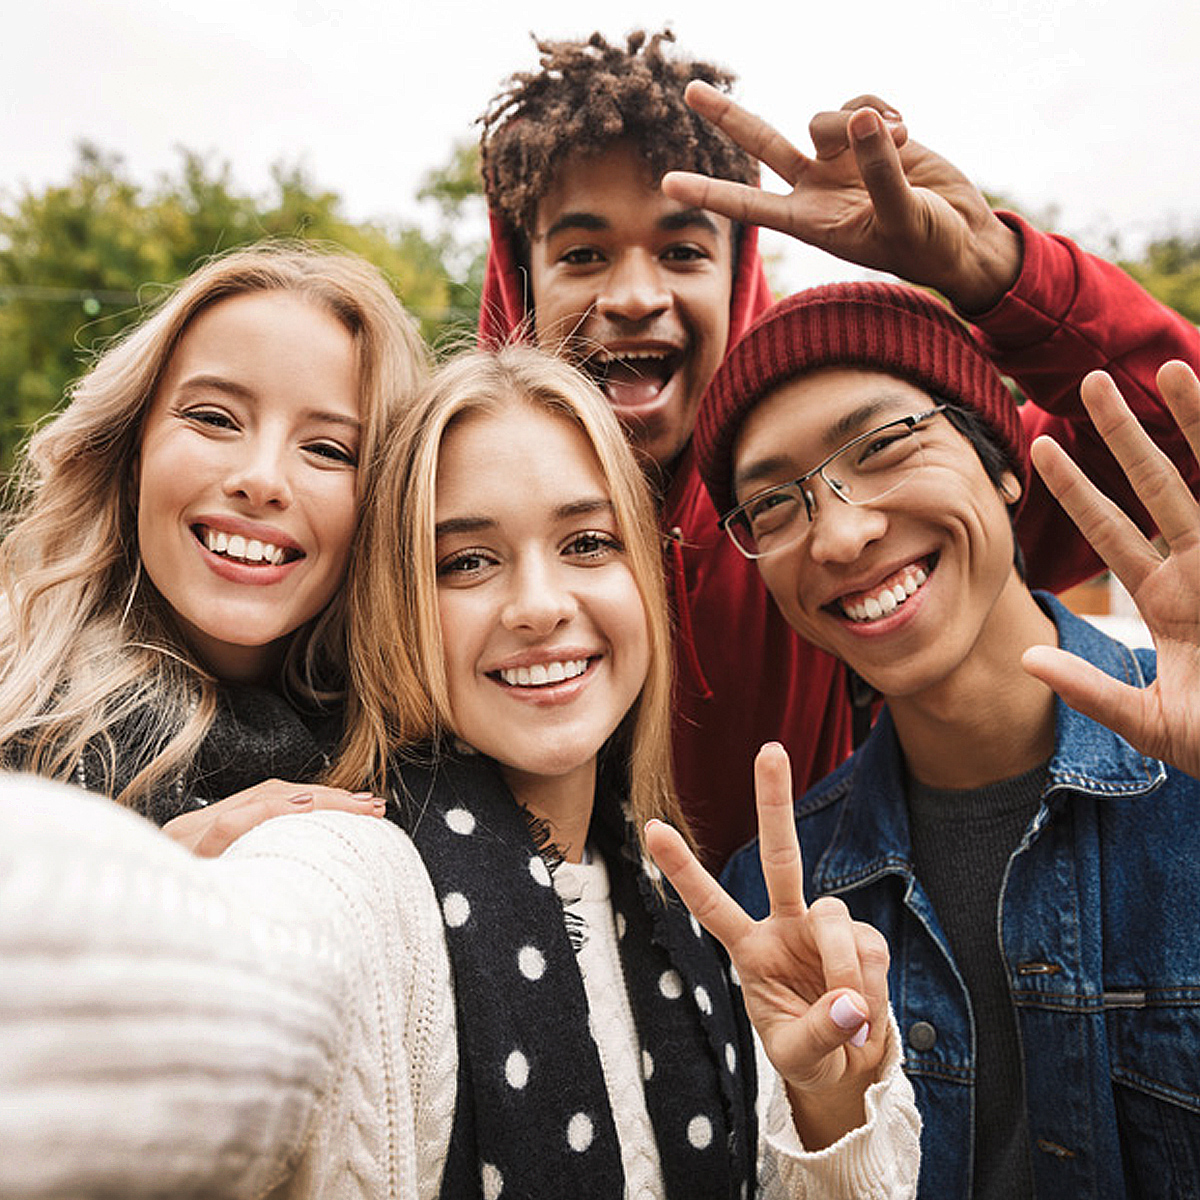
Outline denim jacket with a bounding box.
[722,594,1200,1198]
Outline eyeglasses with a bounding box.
[720,406,949,559]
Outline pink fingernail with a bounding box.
[831,993,868,1031]
[289,792,314,805]
[352,791,375,800]
[850,1023,870,1048]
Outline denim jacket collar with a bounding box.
[813,592,1165,896]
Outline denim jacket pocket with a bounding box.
[1108,995,1200,1197]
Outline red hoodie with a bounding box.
[481,207,1200,870]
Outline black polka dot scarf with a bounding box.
[390,751,758,1200]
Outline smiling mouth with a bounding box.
[834,555,937,623]
[194,524,302,567]
[493,658,592,688]
[582,349,680,410]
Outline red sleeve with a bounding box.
[968,213,1200,592]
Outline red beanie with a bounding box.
[695,282,1028,517]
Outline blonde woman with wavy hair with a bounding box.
[335,345,683,851]
[0,242,429,842]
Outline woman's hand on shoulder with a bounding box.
[646,742,891,1150]
[162,779,387,857]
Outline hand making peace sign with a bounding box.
[646,742,892,1150]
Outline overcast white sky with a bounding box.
[3,0,1198,291]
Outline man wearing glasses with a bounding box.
[698,282,1200,1199]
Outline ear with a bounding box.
[999,470,1022,505]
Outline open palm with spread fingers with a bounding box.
[661,81,1020,313]
[1022,362,1200,778]
[646,741,891,1149]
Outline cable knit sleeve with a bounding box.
[756,1011,921,1199]
[0,775,457,1200]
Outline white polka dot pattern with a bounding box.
[442,892,470,928]
[481,1162,503,1199]
[528,856,552,887]
[641,1049,654,1081]
[658,969,683,1000]
[694,985,712,1015]
[725,1042,737,1072]
[517,945,545,981]
[505,1049,529,1089]
[567,1111,594,1152]
[687,1114,714,1149]
[445,807,476,835]
[690,914,703,938]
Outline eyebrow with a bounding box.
[732,393,919,494]
[174,374,361,432]
[540,207,722,242]
[435,497,615,539]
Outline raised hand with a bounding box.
[661,81,1021,313]
[1022,362,1200,777]
[163,778,387,857]
[646,741,890,1149]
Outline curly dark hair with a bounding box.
[479,29,759,236]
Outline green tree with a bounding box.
[0,143,477,467]
[1118,232,1200,325]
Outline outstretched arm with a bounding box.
[647,742,892,1150]
[1022,363,1200,777]
[661,81,1020,313]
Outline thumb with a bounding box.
[822,990,871,1051]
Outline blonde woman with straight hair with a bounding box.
[0,345,917,1198]
[0,242,429,845]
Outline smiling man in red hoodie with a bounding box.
[476,29,1199,869]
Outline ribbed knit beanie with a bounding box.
[696,282,1028,517]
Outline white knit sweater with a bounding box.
[0,777,920,1199]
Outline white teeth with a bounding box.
[202,527,287,566]
[840,564,930,623]
[499,659,589,687]
[597,349,670,363]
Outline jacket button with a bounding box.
[907,1021,937,1051]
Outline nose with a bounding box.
[596,251,670,324]
[222,435,293,509]
[805,487,888,565]
[501,554,577,636]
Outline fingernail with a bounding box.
[850,1023,870,1048]
[831,993,868,1031]
[352,791,375,800]
[288,792,314,805]
[371,798,387,812]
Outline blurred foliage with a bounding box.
[1117,233,1200,325]
[2,151,1195,471]
[0,140,486,467]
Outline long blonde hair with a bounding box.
[0,243,429,810]
[335,345,689,851]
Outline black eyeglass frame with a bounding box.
[719,405,950,560]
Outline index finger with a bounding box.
[754,742,807,918]
[682,79,811,184]
[645,820,755,952]
[1079,368,1200,549]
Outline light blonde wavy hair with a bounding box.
[0,243,429,811]
[334,345,690,854]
